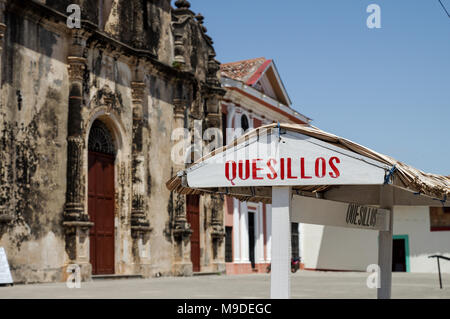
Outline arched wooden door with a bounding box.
[88,120,116,275]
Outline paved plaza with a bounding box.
[0,271,449,299]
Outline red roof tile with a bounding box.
[220,57,268,84]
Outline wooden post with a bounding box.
[377,185,394,299]
[270,186,292,299]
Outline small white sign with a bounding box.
[0,247,13,285]
[291,195,390,231]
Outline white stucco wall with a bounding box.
[301,224,378,271]
[301,206,450,273]
[394,206,450,273]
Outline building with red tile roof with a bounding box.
[220,58,310,274]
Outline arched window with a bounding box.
[241,114,249,132]
[88,120,115,155]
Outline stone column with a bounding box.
[256,203,265,264]
[64,56,88,222]
[130,81,150,230]
[171,97,193,276]
[63,31,93,281]
[130,81,152,277]
[210,194,225,273]
[232,198,241,262]
[239,201,250,263]
[203,96,226,272]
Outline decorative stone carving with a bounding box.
[131,81,152,237]
[91,85,123,113]
[64,136,86,221]
[175,0,191,10]
[207,52,221,88]
[173,32,186,66]
[173,98,186,120]
[205,112,221,131]
[172,194,192,239]
[67,57,87,82]
[172,1,195,68]
[131,81,146,103]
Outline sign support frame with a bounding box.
[270,186,292,299]
[377,185,394,299]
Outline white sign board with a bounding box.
[291,195,390,231]
[186,129,390,188]
[0,247,13,285]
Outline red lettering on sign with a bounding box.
[267,159,278,180]
[225,161,237,185]
[287,158,297,179]
[300,157,312,179]
[315,157,326,178]
[238,160,250,180]
[225,156,342,185]
[329,157,341,178]
[252,159,263,180]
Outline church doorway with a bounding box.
[88,120,116,275]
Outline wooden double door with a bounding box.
[88,151,115,275]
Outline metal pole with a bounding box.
[437,257,442,289]
[270,186,292,299]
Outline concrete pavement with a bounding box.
[0,271,449,299]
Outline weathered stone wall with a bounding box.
[0,7,70,283]
[0,0,225,283]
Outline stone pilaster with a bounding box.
[172,98,191,235]
[202,48,227,272]
[62,221,92,282]
[171,97,193,276]
[64,57,87,222]
[130,81,151,232]
[130,81,152,277]
[210,194,226,273]
[63,31,93,280]
[172,0,194,69]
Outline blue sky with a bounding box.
[185,0,450,175]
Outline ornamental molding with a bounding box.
[131,82,146,103]
[67,56,87,82]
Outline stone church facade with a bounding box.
[0,0,225,283]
